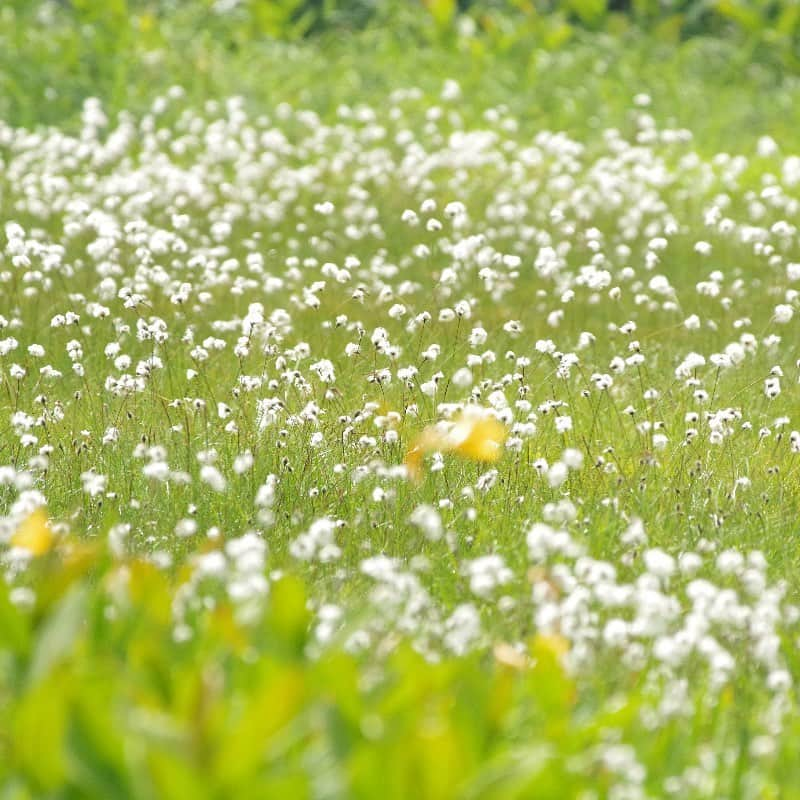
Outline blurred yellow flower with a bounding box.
[10,508,54,556]
[404,407,507,481]
[531,632,570,661]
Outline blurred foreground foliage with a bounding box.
[0,538,796,799]
[0,541,609,798]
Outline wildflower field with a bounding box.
[6,2,800,798]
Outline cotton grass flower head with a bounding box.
[404,406,508,482]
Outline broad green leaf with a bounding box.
[567,0,607,26]
[148,750,212,800]
[423,0,456,29]
[27,583,88,686]
[263,576,310,657]
[212,665,306,787]
[715,0,764,32]
[12,674,68,791]
[0,581,30,656]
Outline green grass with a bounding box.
[4,6,800,798]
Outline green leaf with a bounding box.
[715,0,764,33]
[776,2,800,36]
[27,583,88,686]
[148,750,213,800]
[461,745,556,800]
[423,0,456,29]
[65,683,130,800]
[212,664,307,788]
[264,576,310,658]
[12,674,69,791]
[567,0,607,26]
[0,581,30,657]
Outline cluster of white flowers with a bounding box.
[1,85,800,790]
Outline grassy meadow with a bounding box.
[5,2,800,798]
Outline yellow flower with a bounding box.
[404,407,507,481]
[10,508,54,556]
[531,632,570,661]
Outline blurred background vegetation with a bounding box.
[15,0,800,46]
[2,0,800,133]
